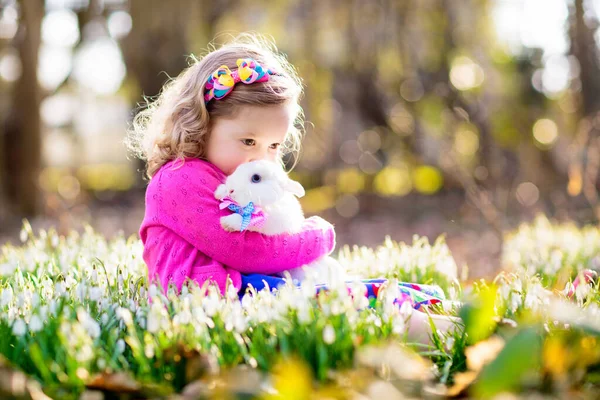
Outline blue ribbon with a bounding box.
[227,201,255,231]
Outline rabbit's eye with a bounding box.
[251,174,262,183]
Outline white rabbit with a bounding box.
[214,160,346,284]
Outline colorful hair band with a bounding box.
[204,58,279,104]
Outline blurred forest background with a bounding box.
[2,0,600,279]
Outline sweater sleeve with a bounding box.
[154,159,336,275]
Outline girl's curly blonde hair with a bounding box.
[126,33,304,179]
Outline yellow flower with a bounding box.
[543,336,568,376]
[264,357,313,400]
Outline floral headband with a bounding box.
[204,58,279,103]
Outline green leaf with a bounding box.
[29,342,54,383]
[473,327,542,398]
[459,285,500,344]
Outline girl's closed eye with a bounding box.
[242,138,256,146]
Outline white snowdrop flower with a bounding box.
[174,309,192,326]
[148,284,157,299]
[296,301,312,324]
[76,344,94,363]
[1,287,13,307]
[89,287,102,302]
[256,307,269,323]
[146,308,161,333]
[192,306,209,325]
[116,307,133,326]
[575,282,591,302]
[75,283,87,302]
[115,338,126,354]
[12,319,27,336]
[31,293,40,309]
[226,283,239,301]
[323,324,336,345]
[180,285,189,297]
[392,314,405,335]
[19,228,28,243]
[65,274,77,289]
[513,278,523,293]
[240,293,253,310]
[29,315,43,332]
[399,301,413,319]
[49,299,58,316]
[16,293,25,309]
[55,281,66,296]
[38,305,48,321]
[203,292,221,317]
[524,292,542,312]
[320,302,331,316]
[0,262,16,276]
[83,316,100,339]
[445,336,455,352]
[97,358,106,370]
[509,294,523,313]
[498,284,511,301]
[144,342,155,358]
[51,234,59,248]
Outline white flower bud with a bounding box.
[12,319,27,336]
[29,315,43,332]
[323,324,336,345]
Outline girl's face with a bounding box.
[205,104,294,176]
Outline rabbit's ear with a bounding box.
[285,179,305,198]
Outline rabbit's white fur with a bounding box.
[215,160,345,284]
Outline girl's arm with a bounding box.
[151,160,336,275]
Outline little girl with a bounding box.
[128,34,460,344]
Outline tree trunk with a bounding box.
[1,0,43,218]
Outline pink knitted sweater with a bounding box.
[139,158,336,294]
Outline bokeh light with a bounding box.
[57,175,81,201]
[541,55,571,96]
[107,11,133,40]
[41,94,75,127]
[357,130,382,153]
[516,182,540,206]
[400,78,424,102]
[38,45,72,91]
[300,186,335,214]
[335,194,360,218]
[73,38,126,95]
[0,6,18,40]
[41,9,80,47]
[0,50,21,82]
[449,56,485,91]
[336,168,365,194]
[532,118,559,147]
[339,140,361,165]
[43,130,74,167]
[358,153,382,174]
[412,165,444,195]
[373,166,412,197]
[454,127,480,156]
[389,103,414,135]
[77,164,135,191]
